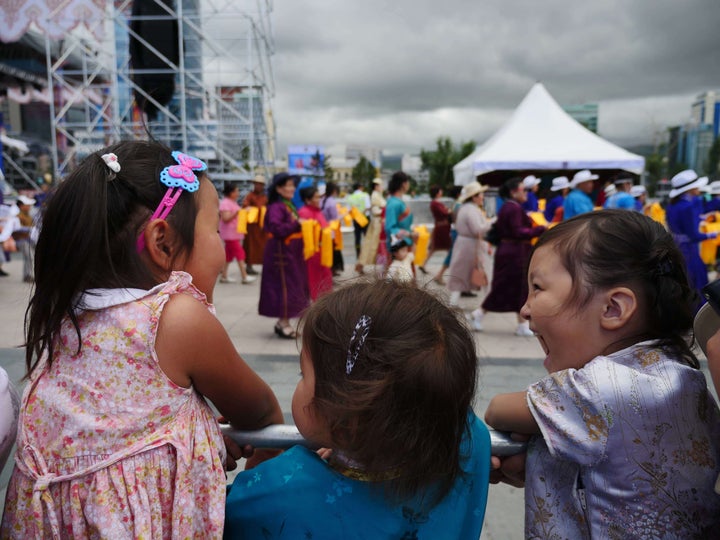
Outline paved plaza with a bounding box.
[0,241,716,539]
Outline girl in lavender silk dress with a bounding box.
[486,210,720,539]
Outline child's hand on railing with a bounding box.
[489,433,529,488]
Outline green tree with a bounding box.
[420,136,476,190]
[352,155,376,188]
[323,153,335,182]
[706,137,720,178]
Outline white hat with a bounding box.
[550,176,570,192]
[613,177,633,185]
[17,195,36,206]
[630,185,647,197]
[668,169,708,198]
[252,174,267,185]
[570,169,599,188]
[372,177,383,185]
[707,181,720,195]
[603,184,617,197]
[460,181,488,202]
[522,175,540,189]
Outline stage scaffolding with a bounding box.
[42,0,276,178]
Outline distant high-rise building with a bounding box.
[668,91,720,174]
[691,91,720,137]
[563,103,598,133]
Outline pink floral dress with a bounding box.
[1,272,227,539]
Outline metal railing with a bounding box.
[220,424,526,457]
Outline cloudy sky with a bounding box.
[265,0,720,156]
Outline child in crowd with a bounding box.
[385,234,414,282]
[219,182,255,284]
[0,141,284,538]
[225,280,491,539]
[485,209,720,538]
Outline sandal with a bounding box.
[274,323,299,339]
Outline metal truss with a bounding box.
[45,0,276,178]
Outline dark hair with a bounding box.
[533,209,699,367]
[25,140,201,374]
[222,182,238,197]
[429,185,441,199]
[299,185,318,203]
[351,182,361,191]
[448,185,463,199]
[300,280,478,507]
[267,172,297,204]
[388,171,409,195]
[498,176,522,200]
[324,181,339,198]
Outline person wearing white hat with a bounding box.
[521,175,541,212]
[603,183,617,199]
[543,176,570,222]
[604,177,635,210]
[563,169,598,220]
[356,177,387,275]
[703,181,720,214]
[447,182,491,309]
[666,169,715,299]
[630,184,647,212]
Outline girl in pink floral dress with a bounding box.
[0,141,283,539]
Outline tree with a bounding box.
[323,153,335,182]
[706,137,720,178]
[351,155,376,188]
[420,136,476,190]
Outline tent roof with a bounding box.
[453,83,645,185]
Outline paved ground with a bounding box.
[0,238,716,539]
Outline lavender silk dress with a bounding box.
[525,341,720,539]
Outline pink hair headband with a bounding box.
[136,151,207,253]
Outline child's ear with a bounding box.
[143,219,176,271]
[600,287,637,330]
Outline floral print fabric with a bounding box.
[525,340,720,539]
[1,272,227,539]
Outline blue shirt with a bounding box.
[544,194,564,222]
[224,413,491,540]
[385,195,413,247]
[604,192,635,210]
[522,191,539,212]
[563,189,594,220]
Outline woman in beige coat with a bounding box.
[447,182,492,313]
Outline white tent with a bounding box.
[453,83,645,185]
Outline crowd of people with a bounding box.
[1,145,720,538]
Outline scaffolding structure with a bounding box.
[43,0,276,179]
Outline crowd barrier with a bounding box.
[220,424,526,457]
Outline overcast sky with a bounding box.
[267,0,720,156]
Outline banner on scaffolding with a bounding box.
[0,0,105,43]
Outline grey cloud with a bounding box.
[267,0,720,153]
